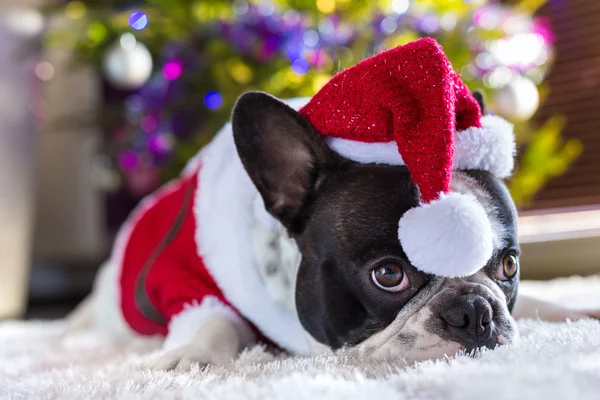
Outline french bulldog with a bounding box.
[67,90,599,372]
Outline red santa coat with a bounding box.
[112,109,312,355]
[118,162,226,336]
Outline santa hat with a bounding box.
[298,38,515,278]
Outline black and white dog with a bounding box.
[69,90,599,371]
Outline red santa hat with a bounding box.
[298,38,515,278]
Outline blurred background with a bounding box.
[0,0,599,320]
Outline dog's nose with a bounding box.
[439,294,494,350]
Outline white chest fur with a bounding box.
[251,200,301,313]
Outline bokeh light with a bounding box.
[204,92,223,109]
[129,11,149,31]
[119,150,139,171]
[140,116,158,132]
[316,0,336,14]
[65,1,86,20]
[163,59,184,80]
[35,61,55,81]
[391,0,410,14]
[148,133,173,155]
[292,58,309,75]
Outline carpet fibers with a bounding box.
[1,276,600,400]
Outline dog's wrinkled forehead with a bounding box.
[305,163,419,260]
[449,171,517,250]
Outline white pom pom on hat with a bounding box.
[398,192,494,278]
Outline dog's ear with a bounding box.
[472,89,487,115]
[232,91,338,233]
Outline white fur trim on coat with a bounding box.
[193,122,311,356]
[163,296,256,351]
[397,192,494,278]
[108,147,216,336]
[326,115,515,177]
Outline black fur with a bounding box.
[232,92,342,234]
[463,169,520,313]
[232,91,519,350]
[472,89,487,115]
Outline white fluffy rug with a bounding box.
[2,276,600,400]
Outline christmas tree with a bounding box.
[41,0,581,210]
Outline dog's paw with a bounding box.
[150,346,231,372]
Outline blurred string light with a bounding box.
[484,66,512,88]
[472,5,503,29]
[34,61,54,81]
[163,59,184,80]
[228,60,253,83]
[204,92,223,109]
[440,13,457,31]
[88,22,108,44]
[391,0,410,14]
[283,9,301,25]
[467,4,551,80]
[140,115,158,132]
[233,0,249,15]
[419,14,440,34]
[292,58,310,75]
[65,1,86,20]
[471,6,550,66]
[1,9,44,37]
[316,0,336,14]
[129,11,149,31]
[119,150,139,172]
[257,1,275,17]
[303,30,320,47]
[380,16,399,35]
[148,133,173,155]
[488,33,547,69]
[464,3,549,120]
[318,18,335,36]
[125,95,146,122]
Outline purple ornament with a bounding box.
[129,11,149,31]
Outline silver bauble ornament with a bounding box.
[103,33,153,90]
[493,75,540,120]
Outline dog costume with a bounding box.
[114,38,514,353]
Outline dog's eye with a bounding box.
[371,264,409,292]
[496,254,519,281]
